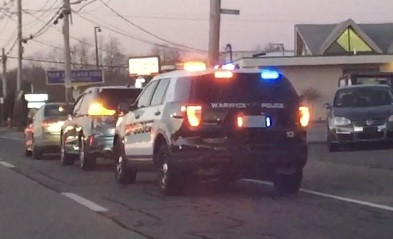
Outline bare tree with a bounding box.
[151,46,181,65]
[71,38,92,69]
[102,37,128,85]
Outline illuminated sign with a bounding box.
[24,94,49,102]
[46,69,104,85]
[129,56,160,76]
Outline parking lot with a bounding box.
[0,124,392,239]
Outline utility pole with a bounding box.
[208,0,221,67]
[1,48,7,126]
[63,0,72,108]
[2,48,7,100]
[94,26,101,68]
[17,0,22,92]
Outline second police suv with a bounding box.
[114,62,310,195]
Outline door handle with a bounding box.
[135,114,140,119]
[154,111,161,116]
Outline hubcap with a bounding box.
[160,163,169,188]
[116,156,123,177]
[79,140,85,167]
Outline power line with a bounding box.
[8,55,127,68]
[6,38,18,55]
[97,0,206,52]
[82,12,207,22]
[30,39,64,50]
[74,12,206,53]
[73,0,97,13]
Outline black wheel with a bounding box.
[218,174,238,188]
[156,144,184,195]
[273,168,303,194]
[79,136,96,170]
[114,139,137,184]
[328,142,339,152]
[115,155,137,184]
[32,145,43,160]
[60,134,75,165]
[25,149,32,157]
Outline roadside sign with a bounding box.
[46,69,104,85]
[220,8,240,15]
[129,56,160,76]
[24,94,48,102]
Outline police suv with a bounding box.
[114,63,309,195]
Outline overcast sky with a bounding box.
[1,0,393,66]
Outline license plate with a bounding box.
[243,116,266,128]
[363,127,377,134]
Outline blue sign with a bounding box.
[46,69,104,85]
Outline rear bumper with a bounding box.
[35,134,61,149]
[88,135,115,158]
[170,136,308,174]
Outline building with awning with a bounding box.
[235,19,393,121]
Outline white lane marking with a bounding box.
[61,193,108,212]
[0,135,23,141]
[244,179,393,212]
[0,161,15,168]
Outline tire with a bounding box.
[79,136,96,171]
[60,134,75,165]
[32,145,43,160]
[328,142,339,152]
[273,168,303,194]
[114,139,137,184]
[218,174,238,188]
[156,144,184,195]
[25,149,32,157]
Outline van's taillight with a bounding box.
[299,106,310,127]
[182,105,202,127]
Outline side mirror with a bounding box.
[129,102,138,112]
[118,102,131,114]
[324,103,332,110]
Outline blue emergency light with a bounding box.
[261,69,280,80]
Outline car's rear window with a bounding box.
[188,73,298,103]
[97,88,141,109]
[334,87,393,107]
[44,104,67,117]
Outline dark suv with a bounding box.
[114,67,309,195]
[60,86,141,170]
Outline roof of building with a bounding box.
[235,54,393,68]
[296,19,393,55]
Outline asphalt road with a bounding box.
[0,129,393,239]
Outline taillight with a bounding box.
[42,121,49,127]
[182,105,202,127]
[299,106,310,127]
[237,115,244,128]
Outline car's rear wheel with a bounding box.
[25,149,32,157]
[328,142,339,152]
[114,139,137,184]
[79,136,96,170]
[32,143,43,160]
[60,134,75,165]
[156,144,184,195]
[273,168,302,194]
